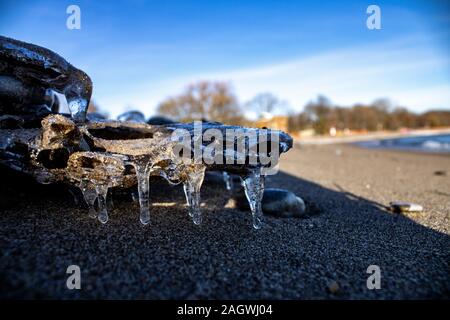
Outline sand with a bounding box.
[0,144,449,299]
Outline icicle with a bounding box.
[95,185,109,224]
[183,166,206,225]
[132,160,152,225]
[222,171,232,191]
[79,181,97,218]
[241,168,265,229]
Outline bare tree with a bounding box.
[245,92,282,117]
[157,81,244,124]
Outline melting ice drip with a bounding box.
[132,158,152,225]
[241,168,265,229]
[79,180,109,224]
[78,165,266,229]
[183,166,206,225]
[72,145,265,229]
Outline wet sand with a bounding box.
[0,144,449,299]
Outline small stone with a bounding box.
[117,111,146,123]
[147,115,175,125]
[389,201,423,213]
[434,170,446,176]
[236,188,306,218]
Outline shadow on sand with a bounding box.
[0,166,449,299]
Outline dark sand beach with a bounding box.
[0,143,449,299]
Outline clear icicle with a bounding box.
[133,160,151,225]
[183,166,206,225]
[95,185,109,224]
[241,168,265,229]
[222,171,232,191]
[79,181,97,218]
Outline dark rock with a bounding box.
[147,115,175,125]
[0,36,92,122]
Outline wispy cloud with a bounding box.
[98,35,450,117]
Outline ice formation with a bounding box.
[0,35,294,229]
[241,168,265,229]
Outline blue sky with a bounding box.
[1,0,449,117]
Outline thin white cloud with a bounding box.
[99,36,450,118]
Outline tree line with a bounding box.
[156,81,450,134]
[287,95,450,134]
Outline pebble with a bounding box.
[147,116,175,125]
[389,201,423,213]
[117,110,146,123]
[236,188,306,218]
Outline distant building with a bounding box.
[254,113,289,132]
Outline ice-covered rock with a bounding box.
[0,36,294,229]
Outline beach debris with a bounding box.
[117,110,146,123]
[0,36,293,229]
[0,35,93,123]
[236,188,307,218]
[434,170,446,176]
[389,201,423,213]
